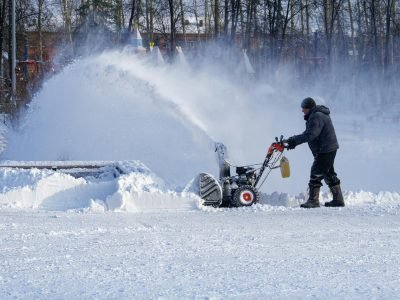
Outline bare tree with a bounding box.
[384,0,395,73]
[214,0,220,36]
[179,0,186,43]
[60,0,73,46]
[0,0,7,78]
[322,0,344,69]
[168,0,176,56]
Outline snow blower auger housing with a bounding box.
[199,136,290,207]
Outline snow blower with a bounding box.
[199,136,290,207]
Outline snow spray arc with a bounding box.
[3,49,281,189]
[2,51,223,186]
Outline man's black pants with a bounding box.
[309,150,340,188]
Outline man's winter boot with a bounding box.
[301,185,320,208]
[325,184,345,207]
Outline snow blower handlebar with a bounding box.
[254,136,288,188]
[266,135,288,157]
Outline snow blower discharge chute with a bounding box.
[199,136,290,207]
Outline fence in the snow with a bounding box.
[0,161,124,178]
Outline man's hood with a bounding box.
[314,105,330,115]
[304,105,330,121]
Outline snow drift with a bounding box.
[0,161,199,212]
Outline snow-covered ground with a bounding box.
[1,204,400,299]
[0,161,399,299]
[0,49,399,298]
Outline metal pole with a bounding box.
[11,0,16,102]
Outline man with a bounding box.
[286,97,345,208]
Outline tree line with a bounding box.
[0,0,399,110]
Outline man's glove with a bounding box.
[286,137,297,150]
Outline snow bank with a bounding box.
[0,168,95,210]
[342,190,400,206]
[104,161,199,212]
[261,190,400,208]
[0,161,200,212]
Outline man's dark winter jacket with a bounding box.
[289,105,339,154]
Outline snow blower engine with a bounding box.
[199,136,290,207]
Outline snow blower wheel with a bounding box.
[231,185,260,207]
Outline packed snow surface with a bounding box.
[1,205,400,299]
